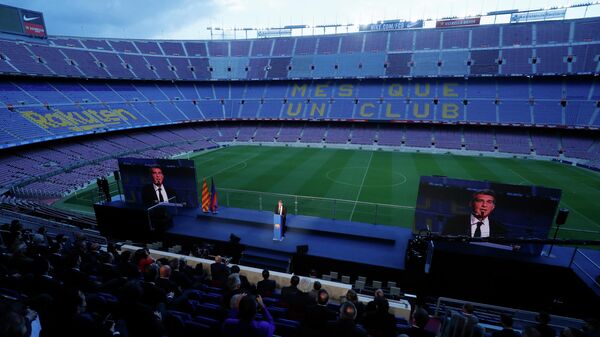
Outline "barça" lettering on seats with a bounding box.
[286,82,461,119]
[21,108,138,131]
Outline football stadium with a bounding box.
[0,1,599,336]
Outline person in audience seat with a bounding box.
[222,294,275,337]
[281,275,308,319]
[223,273,242,310]
[303,288,337,337]
[406,308,436,337]
[442,303,481,337]
[345,289,366,324]
[493,314,521,337]
[330,301,369,337]
[257,269,277,297]
[535,312,556,337]
[364,297,397,337]
[156,264,181,298]
[230,265,252,292]
[210,255,230,286]
[308,280,322,304]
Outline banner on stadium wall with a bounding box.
[435,17,480,28]
[257,28,292,38]
[21,9,46,37]
[510,8,566,23]
[358,20,424,32]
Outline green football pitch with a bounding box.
[56,145,600,241]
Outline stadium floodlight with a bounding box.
[314,23,353,34]
[315,23,343,28]
[232,27,254,39]
[283,25,308,29]
[206,27,224,40]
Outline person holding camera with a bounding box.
[222,294,275,337]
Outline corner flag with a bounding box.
[209,177,218,213]
[201,178,209,212]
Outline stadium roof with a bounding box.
[1,0,599,40]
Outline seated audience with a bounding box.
[406,308,436,337]
[303,288,337,337]
[167,258,190,287]
[330,301,369,337]
[256,269,276,297]
[281,275,308,319]
[223,273,243,310]
[535,312,556,337]
[210,255,230,286]
[366,288,386,311]
[156,264,181,297]
[345,289,366,323]
[442,303,480,337]
[228,293,244,318]
[308,280,322,304]
[583,318,600,337]
[222,294,275,337]
[364,297,397,337]
[493,314,521,337]
[523,327,543,337]
[230,265,252,292]
[0,302,31,337]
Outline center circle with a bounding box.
[325,166,407,187]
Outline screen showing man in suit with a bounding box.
[274,200,287,237]
[442,189,506,238]
[413,176,562,255]
[142,166,176,205]
[117,158,199,208]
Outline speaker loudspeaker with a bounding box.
[296,244,308,255]
[555,208,569,225]
[229,233,241,244]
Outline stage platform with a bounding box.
[165,206,411,270]
[95,200,599,309]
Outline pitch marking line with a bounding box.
[325,167,407,188]
[349,151,374,221]
[508,167,600,229]
[208,160,248,178]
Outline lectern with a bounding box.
[273,214,282,241]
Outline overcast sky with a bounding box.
[0,0,585,39]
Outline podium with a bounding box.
[147,198,183,231]
[273,214,283,241]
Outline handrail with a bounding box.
[0,208,107,245]
[572,260,600,287]
[217,187,414,210]
[569,248,600,288]
[435,297,585,330]
[574,249,600,270]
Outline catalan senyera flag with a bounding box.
[201,178,210,212]
[209,177,218,213]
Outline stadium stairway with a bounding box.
[239,246,292,273]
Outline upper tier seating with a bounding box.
[1,18,599,81]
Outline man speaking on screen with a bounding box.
[442,189,507,238]
[142,166,176,205]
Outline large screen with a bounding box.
[414,176,562,243]
[117,158,199,208]
[0,4,47,38]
